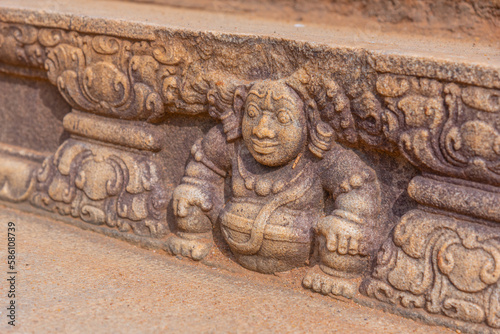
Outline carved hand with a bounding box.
[173,183,213,217]
[315,215,368,256]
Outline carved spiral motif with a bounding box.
[366,209,500,328]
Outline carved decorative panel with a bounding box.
[365,209,500,328]
[0,9,499,333]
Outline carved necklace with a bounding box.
[237,144,310,197]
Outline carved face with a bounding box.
[242,81,307,167]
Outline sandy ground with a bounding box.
[0,206,454,334]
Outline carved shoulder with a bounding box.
[198,124,233,174]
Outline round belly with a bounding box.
[220,200,320,273]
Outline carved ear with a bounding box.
[309,121,335,158]
[306,100,335,158]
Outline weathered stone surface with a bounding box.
[0,73,69,153]
[126,0,500,43]
[0,0,499,332]
[0,206,454,333]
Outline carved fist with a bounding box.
[173,184,213,217]
[315,215,368,256]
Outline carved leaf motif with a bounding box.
[31,139,168,237]
[445,121,500,162]
[133,83,165,122]
[106,156,126,196]
[367,210,500,328]
[80,205,106,224]
[438,243,494,292]
[399,130,455,175]
[45,44,86,86]
[23,43,44,67]
[152,38,189,65]
[82,62,131,108]
[76,159,119,201]
[442,299,485,323]
[12,24,38,45]
[462,87,500,113]
[130,55,159,88]
[397,95,444,129]
[91,36,121,55]
[38,29,62,47]
[376,74,410,97]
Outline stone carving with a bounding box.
[0,144,43,203]
[31,112,169,237]
[0,24,179,237]
[364,209,500,328]
[45,40,167,122]
[1,18,500,333]
[1,23,498,177]
[168,74,384,299]
[375,74,500,186]
[361,74,500,331]
[0,23,46,68]
[0,23,292,120]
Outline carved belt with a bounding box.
[221,173,314,255]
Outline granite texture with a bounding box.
[0,1,499,332]
[0,206,454,334]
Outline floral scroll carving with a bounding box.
[374,74,500,186]
[0,24,46,68]
[364,210,500,328]
[2,23,498,185]
[363,75,500,331]
[31,138,168,237]
[45,39,167,122]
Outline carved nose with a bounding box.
[253,114,276,139]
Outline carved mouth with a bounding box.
[251,138,279,154]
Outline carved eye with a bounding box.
[247,105,259,118]
[277,110,291,124]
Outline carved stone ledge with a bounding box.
[408,175,500,224]
[0,1,499,332]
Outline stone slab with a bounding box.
[0,1,499,332]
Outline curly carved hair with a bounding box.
[215,67,346,159]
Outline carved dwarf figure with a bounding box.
[168,77,382,298]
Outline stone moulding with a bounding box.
[0,6,499,333]
[0,143,46,203]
